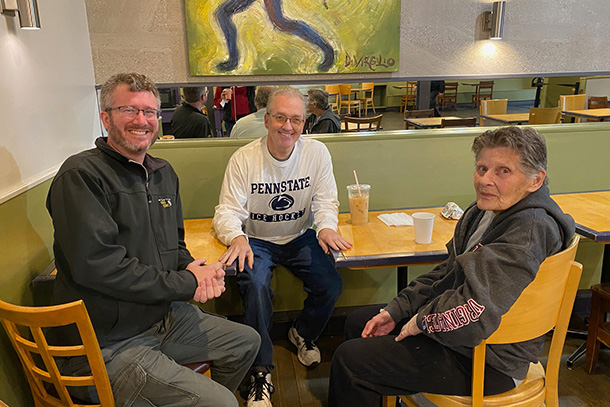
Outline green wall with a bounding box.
[2,123,610,405]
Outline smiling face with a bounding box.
[474,147,545,214]
[100,84,159,163]
[264,92,305,160]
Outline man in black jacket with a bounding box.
[171,86,213,138]
[47,72,260,406]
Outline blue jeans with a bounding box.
[237,229,342,370]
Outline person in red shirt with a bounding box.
[214,86,256,136]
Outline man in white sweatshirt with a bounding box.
[213,87,352,407]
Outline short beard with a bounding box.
[107,119,154,155]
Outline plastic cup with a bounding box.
[412,212,435,244]
[347,184,370,225]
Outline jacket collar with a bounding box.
[95,137,167,172]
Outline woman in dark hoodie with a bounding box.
[304,89,341,134]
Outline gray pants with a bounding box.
[66,302,260,407]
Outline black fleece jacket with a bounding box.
[47,137,197,347]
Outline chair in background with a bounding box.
[357,83,376,116]
[399,82,417,113]
[471,80,495,107]
[339,84,361,117]
[479,99,508,126]
[0,299,212,407]
[343,114,383,132]
[386,236,582,407]
[438,82,458,110]
[441,117,477,128]
[559,94,587,123]
[528,107,562,125]
[404,109,434,130]
[588,96,608,109]
[585,283,610,374]
[325,84,341,114]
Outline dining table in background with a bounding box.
[561,108,610,122]
[404,116,461,129]
[480,113,530,125]
[334,207,458,291]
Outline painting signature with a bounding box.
[344,53,396,71]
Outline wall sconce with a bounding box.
[483,1,505,40]
[1,0,40,29]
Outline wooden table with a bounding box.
[480,113,530,125]
[183,218,235,273]
[404,116,461,129]
[552,190,610,367]
[334,207,458,290]
[561,108,610,122]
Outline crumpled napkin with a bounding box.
[377,213,413,226]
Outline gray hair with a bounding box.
[182,86,208,103]
[254,86,277,108]
[100,73,160,110]
[472,126,548,185]
[307,89,330,110]
[266,87,305,118]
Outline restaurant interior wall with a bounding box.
[86,0,610,85]
[0,0,98,405]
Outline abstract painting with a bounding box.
[185,0,400,75]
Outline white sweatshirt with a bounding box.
[213,136,340,245]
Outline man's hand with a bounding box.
[219,235,253,272]
[187,259,226,303]
[317,228,353,254]
[395,314,422,342]
[361,310,395,338]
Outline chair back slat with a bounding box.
[528,107,561,124]
[343,114,383,132]
[0,299,115,407]
[441,117,477,128]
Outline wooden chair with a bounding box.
[400,82,417,113]
[559,94,587,123]
[339,84,361,117]
[472,81,495,107]
[528,107,561,125]
[343,114,383,132]
[585,283,610,374]
[438,82,458,110]
[357,82,376,116]
[404,109,434,130]
[0,299,212,407]
[325,84,340,114]
[588,96,608,109]
[385,236,582,407]
[441,117,477,128]
[479,99,508,126]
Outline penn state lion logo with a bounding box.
[269,194,294,211]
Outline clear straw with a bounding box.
[353,170,362,197]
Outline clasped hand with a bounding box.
[187,259,226,303]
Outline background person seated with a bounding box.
[328,126,575,407]
[231,86,278,139]
[171,86,212,138]
[303,88,341,134]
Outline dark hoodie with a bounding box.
[384,185,575,380]
[304,107,341,134]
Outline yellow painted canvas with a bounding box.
[185,0,400,75]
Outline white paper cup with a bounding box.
[412,212,435,244]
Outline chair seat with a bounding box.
[407,362,545,407]
[183,361,212,376]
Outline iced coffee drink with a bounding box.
[347,184,370,225]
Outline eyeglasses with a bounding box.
[105,106,161,120]
[268,113,304,126]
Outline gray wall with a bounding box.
[86,0,610,85]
